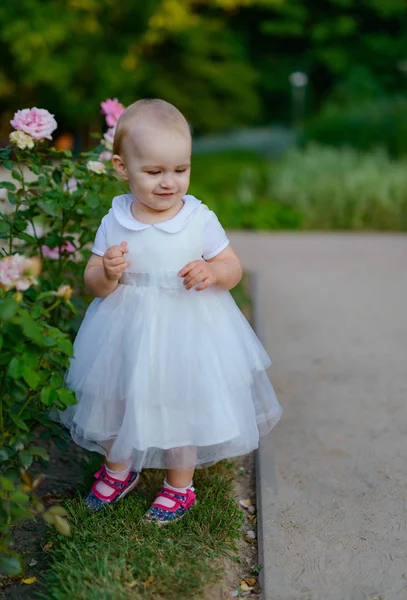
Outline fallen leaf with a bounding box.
[43,542,53,552]
[240,581,253,592]
[143,575,154,587]
[20,470,33,486]
[42,494,63,505]
[54,515,71,537]
[22,577,37,585]
[128,580,138,588]
[48,505,68,517]
[244,533,256,544]
[244,577,257,586]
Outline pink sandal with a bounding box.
[84,464,140,512]
[144,487,196,524]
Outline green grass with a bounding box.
[37,457,244,600]
[190,146,407,231]
[35,275,251,600]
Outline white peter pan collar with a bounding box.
[112,194,202,233]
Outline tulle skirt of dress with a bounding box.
[54,272,282,470]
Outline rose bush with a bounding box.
[0,256,74,575]
[0,100,126,574]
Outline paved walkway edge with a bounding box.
[251,269,277,600]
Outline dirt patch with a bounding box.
[0,437,90,600]
[208,452,262,600]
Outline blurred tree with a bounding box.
[1,0,406,137]
[229,0,407,122]
[0,0,282,139]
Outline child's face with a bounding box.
[115,127,191,215]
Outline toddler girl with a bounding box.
[56,99,282,523]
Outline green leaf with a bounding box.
[31,164,41,175]
[57,388,77,407]
[0,448,12,462]
[9,491,30,504]
[0,299,18,321]
[85,192,99,208]
[50,373,63,388]
[18,232,36,244]
[0,554,23,575]
[23,365,40,389]
[0,333,3,350]
[18,311,44,345]
[40,386,57,406]
[57,338,73,356]
[0,351,13,365]
[0,181,16,190]
[28,446,49,460]
[11,170,22,182]
[8,357,25,380]
[9,414,29,432]
[6,192,17,205]
[2,160,15,171]
[0,221,9,234]
[0,476,14,491]
[52,169,62,184]
[18,450,33,469]
[43,335,57,347]
[54,438,69,452]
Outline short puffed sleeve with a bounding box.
[202,207,230,260]
[91,215,109,257]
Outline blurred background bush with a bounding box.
[2,0,407,231]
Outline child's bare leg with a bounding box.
[166,467,195,488]
[145,447,197,522]
[105,459,130,471]
[84,451,138,511]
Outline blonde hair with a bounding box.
[113,99,190,156]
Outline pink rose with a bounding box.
[42,241,75,260]
[100,98,125,127]
[11,107,57,141]
[99,150,113,162]
[104,127,115,146]
[0,254,40,291]
[66,177,78,193]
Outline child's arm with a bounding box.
[84,241,131,298]
[179,245,242,292]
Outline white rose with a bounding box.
[87,160,106,175]
[9,130,35,150]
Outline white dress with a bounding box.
[55,194,282,470]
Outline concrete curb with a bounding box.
[251,269,280,600]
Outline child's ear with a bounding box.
[112,154,128,180]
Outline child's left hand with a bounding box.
[178,260,217,291]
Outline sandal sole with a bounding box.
[143,501,197,526]
[85,472,140,512]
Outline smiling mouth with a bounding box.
[156,193,175,197]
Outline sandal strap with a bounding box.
[95,465,129,488]
[91,465,130,502]
[151,487,196,513]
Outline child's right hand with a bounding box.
[103,241,131,281]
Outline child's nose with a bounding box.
[161,173,174,188]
